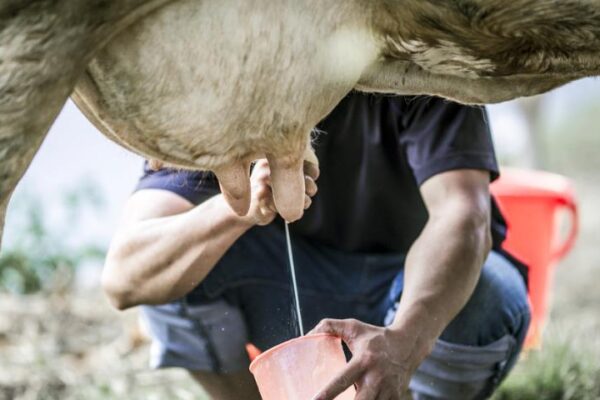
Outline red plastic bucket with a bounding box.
[491,168,578,348]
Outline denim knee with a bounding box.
[440,251,530,347]
[410,252,531,399]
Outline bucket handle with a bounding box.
[551,198,578,262]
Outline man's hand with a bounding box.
[309,170,492,400]
[310,319,432,400]
[244,159,319,226]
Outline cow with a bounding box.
[2,0,600,247]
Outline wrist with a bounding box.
[200,194,256,231]
[388,301,443,348]
[221,198,257,230]
[384,315,437,366]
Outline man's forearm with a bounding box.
[390,214,492,350]
[308,214,493,400]
[103,195,253,309]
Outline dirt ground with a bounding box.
[0,294,206,400]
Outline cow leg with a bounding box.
[0,7,94,249]
[0,60,83,251]
[0,125,48,245]
[0,1,172,248]
[0,5,105,249]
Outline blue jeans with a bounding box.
[141,223,530,399]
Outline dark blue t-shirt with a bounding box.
[137,93,507,255]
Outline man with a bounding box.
[102,93,530,399]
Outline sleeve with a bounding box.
[134,161,220,205]
[397,97,499,186]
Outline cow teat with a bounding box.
[266,153,307,223]
[215,162,252,217]
[214,154,310,223]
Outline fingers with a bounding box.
[354,385,381,400]
[148,159,164,171]
[214,162,251,216]
[304,159,320,181]
[257,183,276,211]
[304,194,312,210]
[309,318,360,344]
[251,159,271,186]
[241,153,317,221]
[355,374,394,400]
[253,159,270,174]
[313,358,364,400]
[305,175,318,197]
[267,154,305,222]
[303,144,319,167]
[248,157,313,221]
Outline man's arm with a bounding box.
[102,160,318,310]
[311,169,492,400]
[102,190,252,310]
[391,168,492,348]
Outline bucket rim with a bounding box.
[249,333,339,373]
[491,167,576,201]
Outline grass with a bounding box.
[494,329,600,400]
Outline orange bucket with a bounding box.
[491,168,578,349]
[249,334,356,400]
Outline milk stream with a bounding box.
[285,222,304,336]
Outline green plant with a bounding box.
[493,330,600,400]
[0,182,107,294]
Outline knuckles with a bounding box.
[315,319,334,332]
[305,176,318,197]
[359,352,377,369]
[303,161,320,180]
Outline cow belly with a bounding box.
[73,0,379,170]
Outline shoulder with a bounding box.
[135,161,220,206]
[401,96,486,125]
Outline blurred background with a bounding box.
[1,79,600,399]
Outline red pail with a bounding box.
[491,168,578,348]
